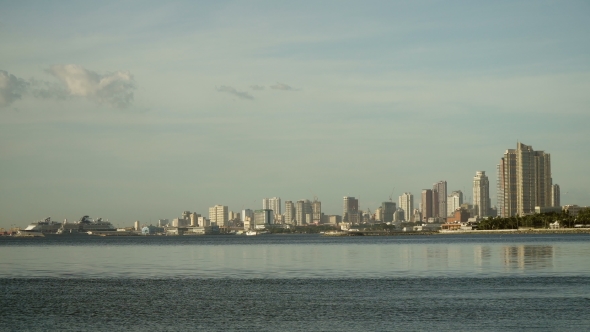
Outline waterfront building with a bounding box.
[381,201,396,223]
[343,196,359,224]
[447,191,463,217]
[433,181,447,219]
[304,200,313,223]
[552,184,560,207]
[241,209,253,223]
[262,197,281,218]
[284,201,295,224]
[421,189,433,221]
[497,142,552,217]
[473,171,491,217]
[399,193,414,222]
[312,199,322,224]
[296,200,305,225]
[412,209,422,223]
[253,209,274,229]
[209,205,229,227]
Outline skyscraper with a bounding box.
[433,181,447,219]
[381,201,396,223]
[295,200,305,225]
[447,190,463,217]
[551,184,560,207]
[343,196,359,223]
[473,171,490,217]
[312,199,322,224]
[262,197,281,217]
[284,201,295,224]
[399,192,414,222]
[497,142,552,217]
[421,189,433,221]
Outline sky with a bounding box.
[1,0,589,229]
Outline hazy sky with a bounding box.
[1,0,589,229]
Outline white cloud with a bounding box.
[47,64,136,108]
[216,85,253,100]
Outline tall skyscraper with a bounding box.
[312,199,322,224]
[421,189,433,221]
[343,196,359,223]
[551,184,560,207]
[284,201,295,224]
[399,193,414,222]
[497,142,552,217]
[432,181,447,219]
[295,200,305,225]
[381,201,396,223]
[473,171,490,217]
[447,190,463,217]
[209,205,228,227]
[262,197,281,217]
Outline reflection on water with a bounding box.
[503,245,554,271]
[0,235,589,278]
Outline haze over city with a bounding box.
[1,1,589,229]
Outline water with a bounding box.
[1,234,589,330]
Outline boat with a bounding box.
[246,230,258,236]
[21,217,61,235]
[55,216,116,235]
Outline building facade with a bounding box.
[433,181,447,219]
[447,190,463,217]
[209,205,229,227]
[421,189,433,221]
[497,143,553,217]
[284,201,295,224]
[381,201,396,223]
[551,184,560,207]
[343,196,359,223]
[473,171,490,217]
[262,197,281,218]
[399,193,414,222]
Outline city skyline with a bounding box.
[2,1,590,230]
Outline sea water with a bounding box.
[1,234,589,331]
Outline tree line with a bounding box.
[478,208,590,230]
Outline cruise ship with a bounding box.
[21,217,62,235]
[56,216,116,235]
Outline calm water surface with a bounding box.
[1,234,589,331]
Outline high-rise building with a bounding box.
[399,193,414,222]
[447,191,463,217]
[262,197,281,217]
[241,209,253,223]
[421,189,433,221]
[284,201,295,224]
[381,201,396,223]
[433,181,447,219]
[551,184,560,207]
[304,200,312,223]
[473,171,491,217]
[295,200,305,225]
[253,209,274,228]
[343,196,359,223]
[209,205,228,227]
[497,142,552,217]
[312,199,322,224]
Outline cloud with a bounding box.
[250,85,265,91]
[216,85,254,100]
[0,66,136,108]
[0,70,28,107]
[270,82,298,91]
[47,65,136,108]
